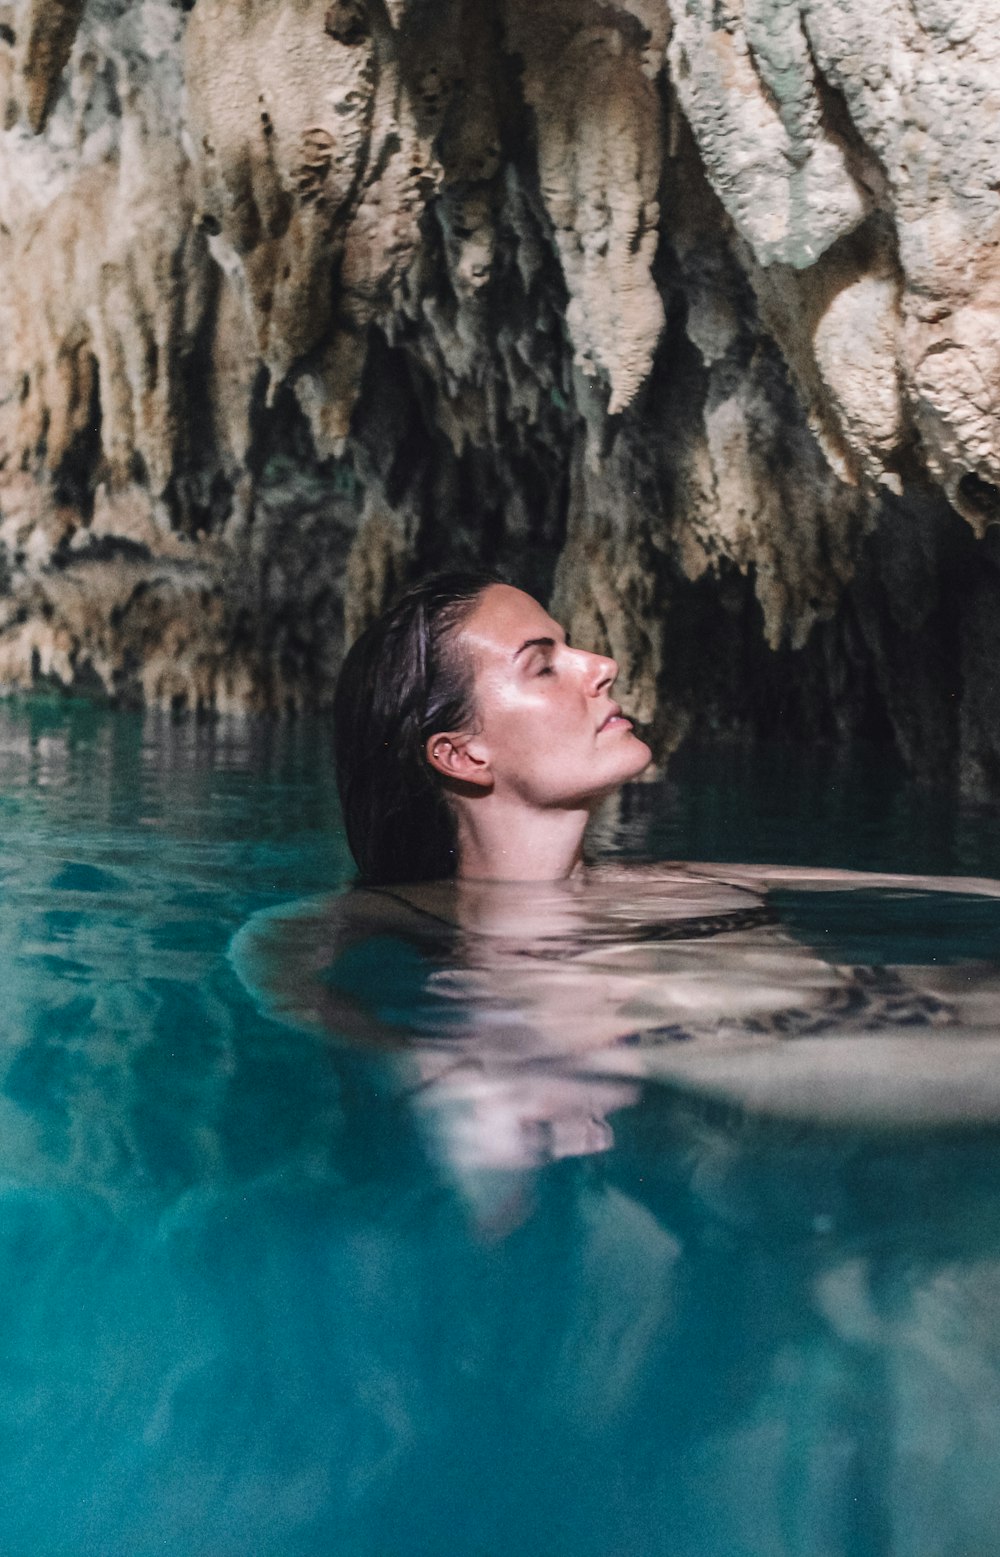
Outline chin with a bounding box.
[621,732,653,778]
[590,734,653,798]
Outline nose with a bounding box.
[581,648,617,694]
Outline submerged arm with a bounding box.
[229,888,422,1047]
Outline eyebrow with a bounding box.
[512,632,569,661]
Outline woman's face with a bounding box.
[451,584,652,807]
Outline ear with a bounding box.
[425,731,492,790]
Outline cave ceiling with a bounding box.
[2,0,1000,791]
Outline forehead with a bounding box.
[460,584,562,661]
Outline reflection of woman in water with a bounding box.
[234,573,1000,1182]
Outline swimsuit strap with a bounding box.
[368,885,460,932]
[371,887,776,934]
[512,904,780,959]
[627,904,780,942]
[658,867,763,899]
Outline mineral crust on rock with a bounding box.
[2,0,1000,791]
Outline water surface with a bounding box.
[2,704,1000,1556]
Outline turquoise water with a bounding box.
[3,702,1000,1554]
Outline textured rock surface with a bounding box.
[2,0,1000,791]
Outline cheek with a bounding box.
[480,681,559,741]
[475,672,594,782]
[496,703,561,764]
[479,695,580,790]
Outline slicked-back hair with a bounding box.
[333,571,500,884]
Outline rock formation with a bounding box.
[2,0,1000,791]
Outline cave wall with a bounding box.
[2,0,1000,793]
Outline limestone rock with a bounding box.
[503,0,666,413]
[2,0,1000,791]
[668,0,870,270]
[10,0,86,133]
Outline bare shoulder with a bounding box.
[229,883,445,1043]
[622,860,1000,898]
[589,860,763,890]
[228,884,412,989]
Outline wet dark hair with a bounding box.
[333,570,501,884]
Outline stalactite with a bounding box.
[12,0,86,132]
[1,0,1000,793]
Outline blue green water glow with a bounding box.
[2,701,1000,1556]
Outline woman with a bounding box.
[332,570,1000,907]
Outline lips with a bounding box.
[597,705,632,733]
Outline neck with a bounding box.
[453,796,592,882]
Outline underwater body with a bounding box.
[4,699,1000,1554]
